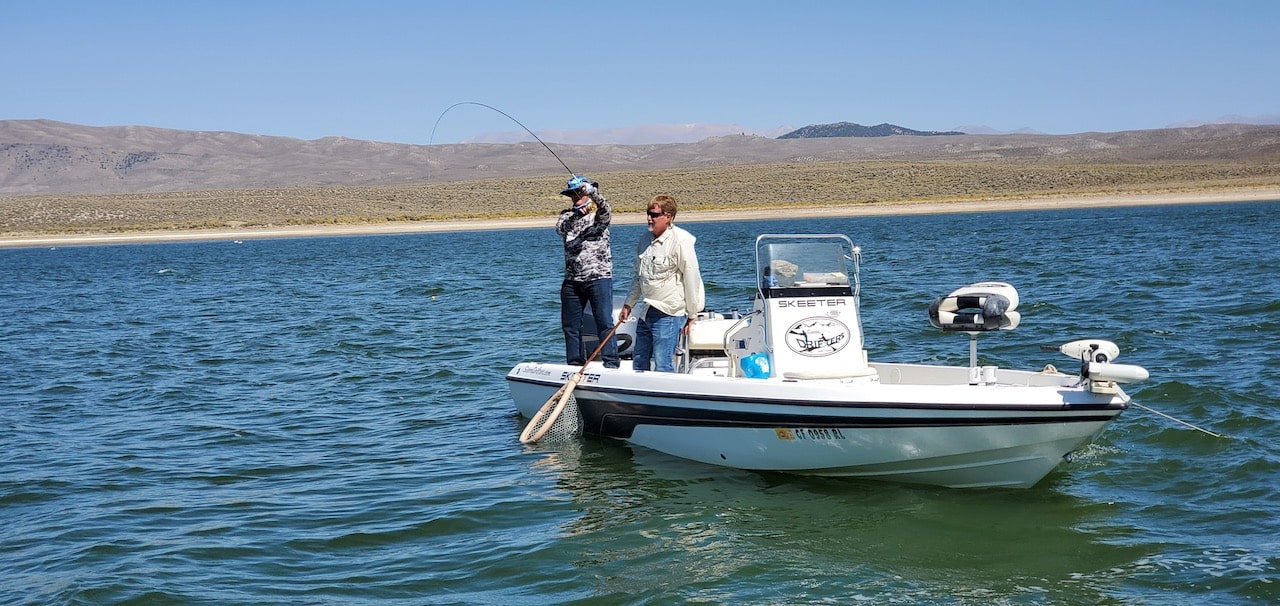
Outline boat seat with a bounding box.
[685,317,738,352]
[783,367,879,380]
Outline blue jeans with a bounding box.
[632,306,685,372]
[561,278,619,368]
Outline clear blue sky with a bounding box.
[4,1,1277,144]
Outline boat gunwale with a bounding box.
[504,373,1128,414]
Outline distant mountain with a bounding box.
[950,124,1046,135]
[4,119,1280,196]
[465,123,794,145]
[778,122,964,139]
[1167,113,1280,128]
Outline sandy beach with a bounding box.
[2,188,1277,249]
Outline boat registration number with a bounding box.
[775,428,846,440]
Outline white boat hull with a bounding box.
[507,361,1126,488]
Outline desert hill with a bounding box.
[4,119,1280,196]
[3,120,1280,235]
[778,122,965,138]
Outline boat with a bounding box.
[506,234,1149,488]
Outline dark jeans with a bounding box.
[560,278,619,368]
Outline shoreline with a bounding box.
[2,188,1277,249]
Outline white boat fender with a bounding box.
[929,282,1020,332]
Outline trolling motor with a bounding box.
[1058,339,1149,393]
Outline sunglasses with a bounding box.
[646,210,666,218]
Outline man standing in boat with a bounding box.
[619,194,704,372]
[557,175,620,369]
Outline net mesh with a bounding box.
[521,386,584,445]
[537,393,583,444]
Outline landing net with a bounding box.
[520,383,584,444]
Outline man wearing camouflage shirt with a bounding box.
[556,175,620,368]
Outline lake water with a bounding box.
[2,200,1278,604]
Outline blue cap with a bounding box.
[561,175,590,197]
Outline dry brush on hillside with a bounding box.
[3,159,1280,235]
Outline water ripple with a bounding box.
[3,202,1279,604]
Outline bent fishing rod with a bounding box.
[427,101,576,181]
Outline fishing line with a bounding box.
[426,101,575,181]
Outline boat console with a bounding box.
[721,234,875,380]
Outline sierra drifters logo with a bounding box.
[784,317,850,356]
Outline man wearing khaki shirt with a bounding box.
[619,194,704,372]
